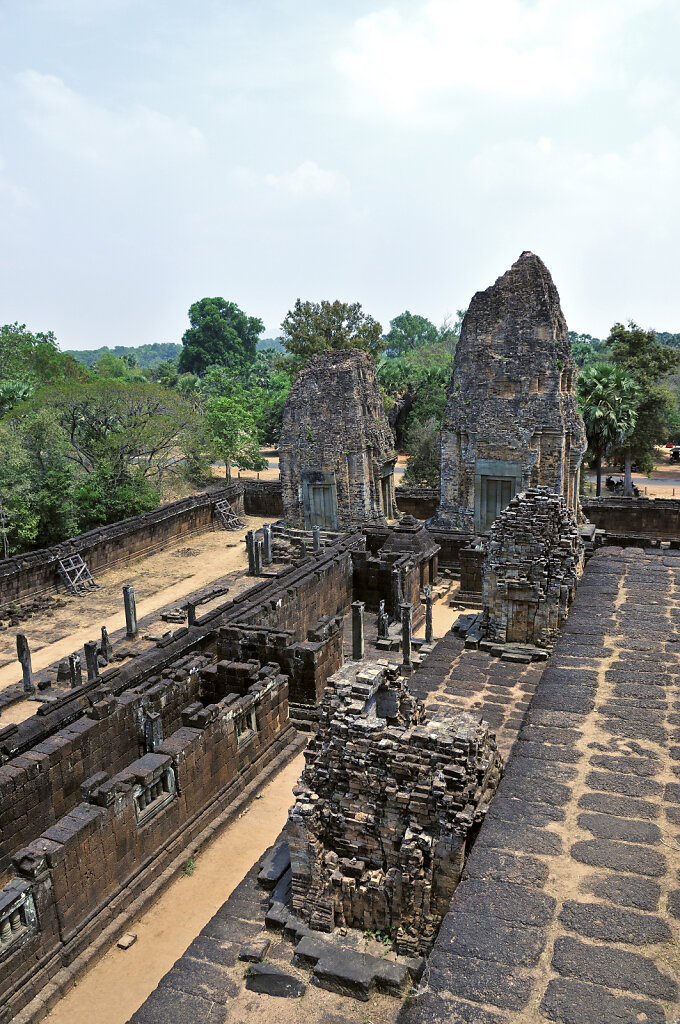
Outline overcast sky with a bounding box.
[1,0,678,350]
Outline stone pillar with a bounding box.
[246,531,256,575]
[123,585,138,639]
[425,586,434,644]
[16,634,33,693]
[68,653,82,689]
[392,568,403,621]
[400,602,413,673]
[187,602,196,626]
[262,524,273,565]
[377,599,388,639]
[351,601,365,660]
[144,710,163,753]
[312,526,321,553]
[84,641,99,681]
[299,539,307,558]
[253,538,263,576]
[100,625,112,665]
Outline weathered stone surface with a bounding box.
[581,873,660,911]
[462,849,550,888]
[540,977,666,1024]
[437,910,546,966]
[481,489,584,646]
[551,936,677,999]
[570,839,667,877]
[288,663,502,955]
[558,900,672,944]
[576,812,661,845]
[280,348,396,529]
[576,791,660,820]
[128,988,229,1024]
[437,251,586,533]
[426,951,532,1010]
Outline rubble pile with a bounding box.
[288,664,502,954]
[482,487,584,645]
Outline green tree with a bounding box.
[280,299,383,371]
[383,311,438,357]
[0,322,85,414]
[577,363,639,496]
[402,417,441,488]
[204,394,266,480]
[178,298,264,376]
[607,321,680,493]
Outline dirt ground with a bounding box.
[0,517,269,703]
[582,446,680,498]
[217,451,410,485]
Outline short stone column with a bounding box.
[144,710,163,753]
[100,625,112,664]
[400,602,413,674]
[245,531,256,575]
[351,601,365,660]
[68,653,82,689]
[425,586,434,644]
[123,585,138,639]
[377,599,388,639]
[262,524,273,565]
[16,634,34,693]
[84,641,99,681]
[187,601,197,627]
[392,568,403,621]
[312,526,321,553]
[253,538,264,576]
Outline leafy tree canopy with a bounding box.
[178,298,264,376]
[577,362,639,495]
[402,417,441,488]
[383,311,438,357]
[279,299,383,371]
[66,342,182,368]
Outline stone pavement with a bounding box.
[401,545,680,1024]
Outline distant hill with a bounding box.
[257,336,284,353]
[65,343,182,368]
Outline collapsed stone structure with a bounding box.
[280,349,397,530]
[288,664,502,955]
[437,252,587,533]
[482,488,584,645]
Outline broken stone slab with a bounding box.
[238,937,271,963]
[117,932,137,950]
[258,841,290,890]
[269,866,292,907]
[244,963,305,998]
[264,901,289,931]
[311,946,410,1001]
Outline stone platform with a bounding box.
[402,545,680,1024]
[122,546,680,1024]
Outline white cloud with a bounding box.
[335,0,665,118]
[16,71,204,169]
[0,157,31,209]
[233,160,351,201]
[469,125,680,228]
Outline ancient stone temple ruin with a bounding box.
[288,664,502,955]
[482,487,584,645]
[437,251,587,533]
[280,349,397,529]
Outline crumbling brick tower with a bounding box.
[280,349,397,530]
[482,487,584,645]
[437,251,587,533]
[288,664,502,955]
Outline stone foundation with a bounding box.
[482,488,584,645]
[288,663,502,955]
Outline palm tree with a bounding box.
[577,363,639,496]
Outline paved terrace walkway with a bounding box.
[402,545,680,1024]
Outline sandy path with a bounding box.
[43,753,304,1024]
[0,518,268,693]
